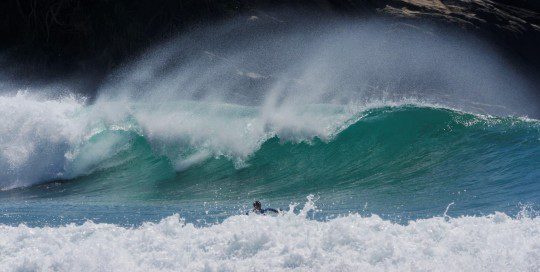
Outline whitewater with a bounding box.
[1,198,540,272]
[1,92,538,271]
[1,18,539,271]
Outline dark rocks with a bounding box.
[379,1,540,69]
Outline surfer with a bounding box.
[250,201,279,214]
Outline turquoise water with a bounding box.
[2,17,539,270]
[2,105,538,226]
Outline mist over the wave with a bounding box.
[99,17,538,117]
[0,17,538,189]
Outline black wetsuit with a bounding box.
[260,208,279,214]
[247,208,279,215]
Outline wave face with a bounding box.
[1,199,539,272]
[0,92,538,222]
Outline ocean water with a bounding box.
[1,18,540,271]
[0,92,539,271]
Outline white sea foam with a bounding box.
[0,90,537,189]
[0,92,86,188]
[0,91,362,188]
[0,199,539,272]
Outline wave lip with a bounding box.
[1,201,539,271]
[1,90,539,192]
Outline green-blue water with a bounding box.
[2,105,539,226]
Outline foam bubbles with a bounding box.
[0,92,85,188]
[0,201,538,271]
[0,92,366,189]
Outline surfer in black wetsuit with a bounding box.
[251,201,279,214]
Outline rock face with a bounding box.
[383,0,538,32]
[379,0,540,66]
[0,0,538,82]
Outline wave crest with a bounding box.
[0,92,538,190]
